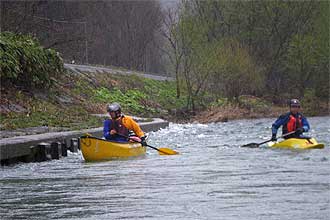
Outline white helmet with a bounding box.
[289,99,301,107]
[107,103,121,113]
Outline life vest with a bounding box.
[283,114,302,134]
[110,116,129,138]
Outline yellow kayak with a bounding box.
[80,136,146,162]
[269,138,325,149]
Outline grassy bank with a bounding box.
[1,68,328,131]
[0,68,188,130]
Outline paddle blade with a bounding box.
[158,148,179,155]
[241,143,260,148]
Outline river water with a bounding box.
[1,117,329,220]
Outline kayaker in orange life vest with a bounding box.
[103,102,147,145]
[271,99,310,141]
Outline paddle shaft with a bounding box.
[114,133,174,155]
[257,130,297,146]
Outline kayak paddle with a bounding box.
[117,133,179,155]
[144,144,179,155]
[241,130,296,148]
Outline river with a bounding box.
[1,116,329,220]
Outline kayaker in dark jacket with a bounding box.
[103,103,147,145]
[271,99,310,141]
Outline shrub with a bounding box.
[0,32,64,89]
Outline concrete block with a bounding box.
[21,146,37,163]
[35,143,51,162]
[61,141,68,157]
[50,142,62,160]
[70,138,78,153]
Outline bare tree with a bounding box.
[161,6,184,98]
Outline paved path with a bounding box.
[64,63,174,81]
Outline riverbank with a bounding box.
[192,105,287,123]
[1,66,328,137]
[181,96,328,124]
[0,67,179,132]
[1,31,329,138]
[1,63,328,135]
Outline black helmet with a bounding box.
[289,99,300,107]
[107,102,121,113]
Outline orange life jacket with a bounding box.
[284,114,302,133]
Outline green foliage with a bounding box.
[0,32,64,88]
[285,34,318,96]
[211,40,264,100]
[0,73,191,129]
[173,1,267,110]
[100,74,188,111]
[93,87,156,114]
[312,1,330,100]
[93,87,113,102]
[169,0,327,109]
[142,78,186,110]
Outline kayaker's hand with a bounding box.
[271,134,277,141]
[110,129,117,135]
[140,136,147,146]
[295,127,304,135]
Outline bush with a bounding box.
[0,32,64,89]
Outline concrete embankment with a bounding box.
[0,118,169,166]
